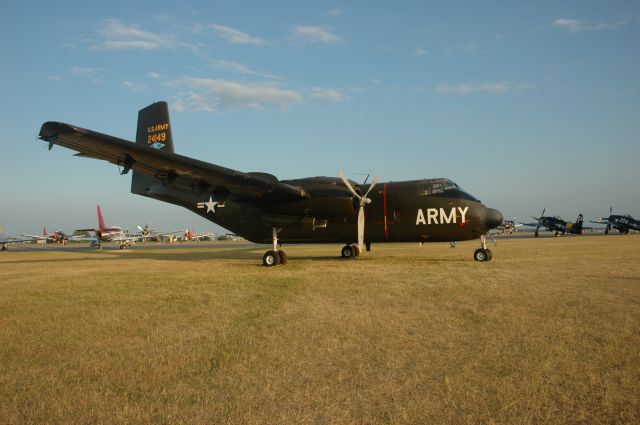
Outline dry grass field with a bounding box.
[1,236,639,424]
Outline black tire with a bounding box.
[350,244,360,257]
[485,249,493,261]
[278,251,288,265]
[341,245,356,258]
[473,248,487,262]
[534,230,539,238]
[263,250,281,266]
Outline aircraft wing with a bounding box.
[20,234,48,240]
[39,122,310,202]
[519,222,539,227]
[191,232,214,240]
[589,219,612,226]
[0,236,35,244]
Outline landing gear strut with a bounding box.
[263,227,287,267]
[473,235,493,262]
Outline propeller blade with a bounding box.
[362,175,381,199]
[339,170,361,199]
[138,226,144,232]
[358,206,365,254]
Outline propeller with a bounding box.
[537,208,546,230]
[339,171,381,254]
[533,208,545,237]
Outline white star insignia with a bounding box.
[197,196,225,214]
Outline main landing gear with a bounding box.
[473,235,493,262]
[263,228,288,267]
[341,244,360,259]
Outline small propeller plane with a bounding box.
[182,229,215,242]
[493,218,522,235]
[21,227,73,245]
[1,226,35,251]
[73,205,141,249]
[135,223,182,243]
[521,208,583,237]
[590,207,640,234]
[39,101,503,266]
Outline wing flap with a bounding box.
[39,122,309,201]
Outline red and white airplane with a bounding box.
[182,228,215,242]
[74,205,139,249]
[21,227,73,245]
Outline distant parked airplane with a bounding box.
[590,207,640,234]
[182,229,215,242]
[521,208,583,237]
[0,226,34,251]
[74,205,139,249]
[21,227,74,245]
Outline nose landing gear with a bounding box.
[473,235,493,262]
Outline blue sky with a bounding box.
[1,1,639,235]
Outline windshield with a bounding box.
[417,178,479,202]
[417,179,461,196]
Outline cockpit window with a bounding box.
[417,179,461,196]
[417,178,479,202]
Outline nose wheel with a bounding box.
[473,235,493,262]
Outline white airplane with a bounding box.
[0,226,34,251]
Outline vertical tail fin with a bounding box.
[574,214,583,234]
[132,101,174,195]
[135,101,174,153]
[97,205,106,232]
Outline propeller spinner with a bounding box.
[339,171,381,254]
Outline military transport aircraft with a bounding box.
[591,207,640,234]
[521,208,583,237]
[39,101,503,266]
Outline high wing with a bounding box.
[39,122,309,202]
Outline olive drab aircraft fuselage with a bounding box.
[38,101,503,266]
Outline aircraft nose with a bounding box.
[483,207,503,230]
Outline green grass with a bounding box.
[1,237,639,424]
